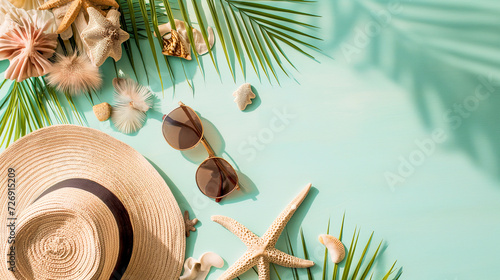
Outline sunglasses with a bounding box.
[162,102,239,202]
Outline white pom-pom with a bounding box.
[111,78,153,134]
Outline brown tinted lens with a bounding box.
[162,106,203,150]
[196,158,238,199]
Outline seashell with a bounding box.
[232,83,256,111]
[318,234,345,263]
[180,252,224,280]
[81,8,130,67]
[0,0,57,35]
[93,102,112,122]
[156,19,215,57]
[161,29,191,60]
[8,0,44,10]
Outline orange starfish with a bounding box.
[38,0,119,34]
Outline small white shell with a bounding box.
[233,83,256,111]
[318,234,345,263]
[180,252,224,280]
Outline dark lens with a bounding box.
[196,157,238,199]
[162,106,203,150]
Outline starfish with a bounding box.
[212,183,314,280]
[184,210,199,237]
[38,0,119,34]
[81,7,129,66]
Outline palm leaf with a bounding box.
[382,261,398,280]
[0,78,83,148]
[359,241,383,279]
[351,232,374,279]
[134,0,166,91]
[332,213,345,280]
[118,0,321,85]
[300,228,313,280]
[322,218,330,280]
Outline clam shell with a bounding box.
[318,234,345,263]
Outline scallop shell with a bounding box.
[318,234,345,263]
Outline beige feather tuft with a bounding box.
[111,78,153,134]
[46,52,102,95]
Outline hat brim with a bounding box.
[0,125,185,279]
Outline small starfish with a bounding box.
[184,210,199,237]
[81,8,129,66]
[212,183,314,280]
[38,0,119,34]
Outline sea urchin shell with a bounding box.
[0,18,57,82]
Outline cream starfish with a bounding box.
[212,183,314,280]
[38,0,119,34]
[81,7,129,66]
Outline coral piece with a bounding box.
[212,184,315,280]
[233,83,256,111]
[81,8,130,66]
[180,252,224,280]
[0,18,57,82]
[38,0,118,34]
[46,52,102,95]
[184,211,198,237]
[93,102,112,122]
[156,19,215,58]
[318,234,345,263]
[161,30,191,60]
[111,78,153,134]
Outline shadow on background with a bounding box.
[147,158,198,259]
[325,0,500,181]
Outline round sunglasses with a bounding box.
[162,102,239,202]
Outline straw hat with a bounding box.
[0,125,185,279]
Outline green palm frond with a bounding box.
[118,0,321,85]
[271,214,402,280]
[0,78,84,148]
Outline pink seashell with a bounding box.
[0,18,57,82]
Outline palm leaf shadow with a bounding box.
[328,0,500,179]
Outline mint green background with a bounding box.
[2,0,500,279]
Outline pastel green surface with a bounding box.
[2,0,500,279]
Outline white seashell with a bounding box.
[0,0,56,35]
[232,83,256,111]
[7,0,44,10]
[180,252,224,280]
[318,234,345,264]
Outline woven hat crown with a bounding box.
[12,185,123,280]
